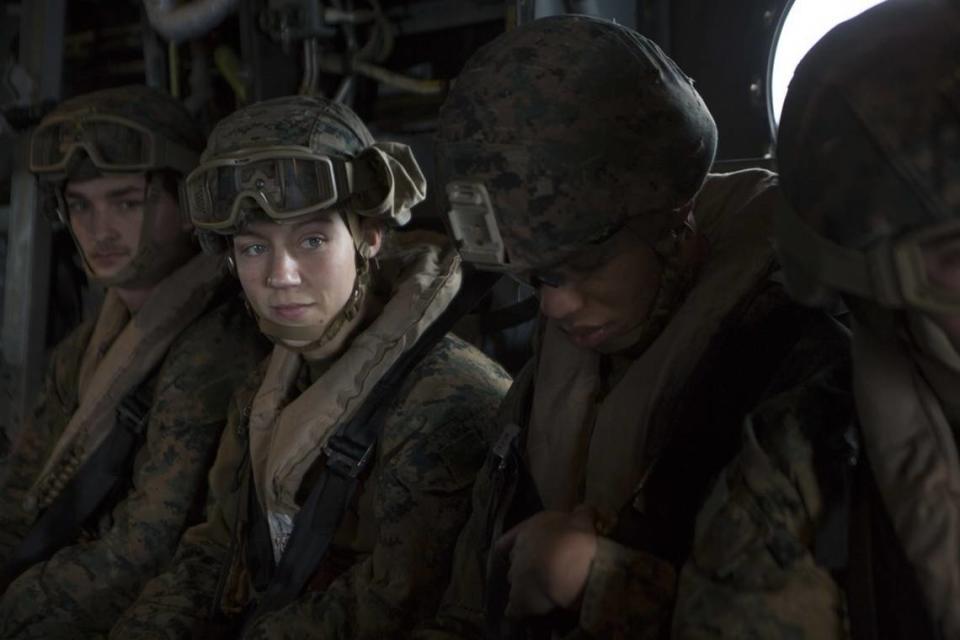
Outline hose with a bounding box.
[143,0,239,43]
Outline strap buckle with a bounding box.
[322,436,375,478]
[492,423,521,471]
[116,394,151,435]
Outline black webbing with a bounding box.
[0,387,151,592]
[242,269,502,627]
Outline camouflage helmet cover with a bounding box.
[777,0,960,249]
[201,94,374,161]
[436,14,718,271]
[774,0,960,312]
[195,95,425,235]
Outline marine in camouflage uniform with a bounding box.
[0,86,269,639]
[110,95,512,639]
[414,15,850,639]
[673,1,960,638]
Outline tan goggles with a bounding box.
[30,113,198,176]
[185,147,353,230]
[895,221,960,315]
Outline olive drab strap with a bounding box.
[240,270,502,629]
[0,383,152,593]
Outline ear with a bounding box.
[358,218,384,259]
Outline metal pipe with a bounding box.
[316,54,446,94]
[168,40,180,98]
[142,0,239,43]
[3,0,63,442]
[183,41,212,114]
[323,7,377,24]
[214,45,246,104]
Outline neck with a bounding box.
[301,291,385,363]
[114,283,157,313]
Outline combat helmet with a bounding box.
[436,14,717,275]
[184,94,426,348]
[30,85,204,286]
[775,0,960,316]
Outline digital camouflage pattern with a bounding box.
[0,285,269,639]
[777,0,960,250]
[672,358,854,639]
[111,332,511,640]
[193,95,427,251]
[435,14,718,272]
[201,95,373,161]
[415,296,854,640]
[415,171,854,640]
[673,2,960,638]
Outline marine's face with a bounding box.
[233,211,361,345]
[65,173,181,281]
[535,225,663,351]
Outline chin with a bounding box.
[89,259,135,281]
[280,337,313,348]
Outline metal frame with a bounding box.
[2,0,65,443]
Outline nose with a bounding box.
[538,283,584,321]
[266,249,301,288]
[76,207,119,242]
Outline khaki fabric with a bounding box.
[852,321,960,639]
[111,234,512,640]
[76,292,129,399]
[247,236,462,556]
[0,274,268,638]
[27,253,224,509]
[528,170,778,515]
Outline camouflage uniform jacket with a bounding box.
[110,331,512,640]
[0,283,269,639]
[671,338,943,639]
[415,171,853,640]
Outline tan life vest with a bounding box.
[526,169,780,516]
[245,234,462,561]
[852,320,960,639]
[25,253,225,511]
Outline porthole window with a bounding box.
[769,0,888,129]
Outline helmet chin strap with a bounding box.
[256,257,369,354]
[599,218,700,356]
[253,211,371,354]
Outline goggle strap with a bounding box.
[773,194,881,301]
[153,137,200,176]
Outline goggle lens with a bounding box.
[186,152,345,230]
[32,118,150,171]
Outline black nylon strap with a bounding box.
[242,269,502,627]
[0,387,151,592]
[478,295,539,334]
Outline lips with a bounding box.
[89,251,130,265]
[270,303,315,321]
[564,323,613,349]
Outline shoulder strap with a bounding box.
[610,291,821,565]
[243,270,502,626]
[0,382,152,592]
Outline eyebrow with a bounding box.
[64,185,144,199]
[289,215,337,232]
[235,214,338,240]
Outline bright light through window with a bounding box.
[770,0,888,126]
